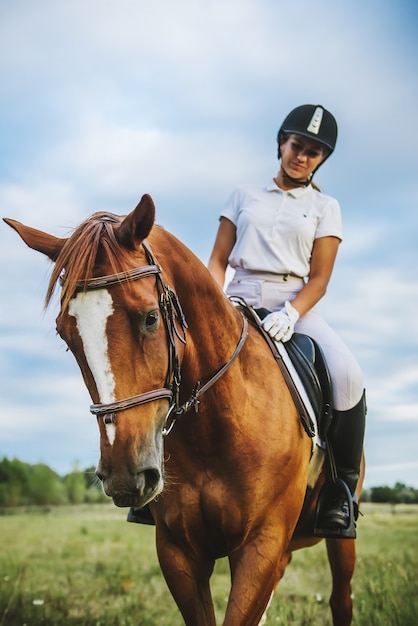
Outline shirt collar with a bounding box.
[266,178,312,198]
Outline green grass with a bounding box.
[0,503,417,625]
[266,503,418,625]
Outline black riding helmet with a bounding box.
[277,104,338,165]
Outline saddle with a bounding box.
[231,298,333,441]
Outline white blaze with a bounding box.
[68,290,117,444]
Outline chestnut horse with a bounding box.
[4,194,363,626]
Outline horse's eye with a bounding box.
[145,311,159,331]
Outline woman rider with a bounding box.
[208,104,366,538]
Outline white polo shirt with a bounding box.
[221,179,342,278]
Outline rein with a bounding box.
[70,241,248,435]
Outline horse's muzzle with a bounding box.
[97,466,163,508]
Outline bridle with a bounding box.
[68,241,248,436]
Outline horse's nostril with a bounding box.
[145,468,160,489]
[136,468,160,497]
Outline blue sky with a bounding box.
[1,0,417,488]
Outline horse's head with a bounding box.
[4,195,186,508]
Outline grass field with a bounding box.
[1,502,417,625]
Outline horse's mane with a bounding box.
[46,212,126,311]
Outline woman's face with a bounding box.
[280,134,326,181]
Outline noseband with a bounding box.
[68,241,248,436]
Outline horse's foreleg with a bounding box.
[326,538,356,626]
[223,539,289,626]
[156,532,216,626]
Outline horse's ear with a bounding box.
[3,218,66,261]
[116,194,156,250]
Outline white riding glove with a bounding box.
[262,301,300,343]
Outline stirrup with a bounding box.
[314,478,356,539]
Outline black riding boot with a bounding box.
[314,390,366,539]
[127,504,155,526]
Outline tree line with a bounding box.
[1,456,417,507]
[0,457,108,507]
[362,482,418,504]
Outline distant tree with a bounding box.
[26,464,66,505]
[370,485,396,503]
[64,469,86,504]
[370,483,418,504]
[392,482,418,504]
[0,457,112,506]
[0,458,30,506]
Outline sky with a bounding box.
[0,0,417,489]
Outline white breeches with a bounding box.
[226,270,364,412]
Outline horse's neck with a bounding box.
[145,230,236,397]
[179,272,239,371]
[152,232,241,403]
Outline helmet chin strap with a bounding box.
[280,164,313,188]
